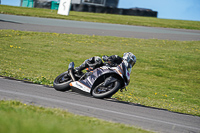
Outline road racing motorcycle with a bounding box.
[53,61,132,99]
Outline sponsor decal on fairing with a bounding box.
[71,81,91,93]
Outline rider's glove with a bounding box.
[102,55,109,62]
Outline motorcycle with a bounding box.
[53,60,132,99]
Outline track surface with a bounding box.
[1,14,200,133]
[0,14,200,41]
[0,78,200,133]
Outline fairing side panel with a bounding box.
[70,63,127,93]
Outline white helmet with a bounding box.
[123,52,136,67]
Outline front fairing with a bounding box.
[70,67,108,93]
[111,62,131,86]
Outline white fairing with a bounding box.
[110,67,123,77]
[71,81,91,93]
[110,63,131,86]
[70,61,132,93]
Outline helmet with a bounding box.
[123,52,136,67]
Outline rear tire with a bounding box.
[53,72,72,91]
[92,80,121,99]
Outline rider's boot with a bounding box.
[75,61,89,75]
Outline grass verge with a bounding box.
[0,5,200,30]
[0,29,200,116]
[0,100,151,133]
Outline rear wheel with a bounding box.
[92,80,121,99]
[53,72,72,91]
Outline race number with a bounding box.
[57,0,72,16]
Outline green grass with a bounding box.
[0,5,200,30]
[0,100,150,133]
[0,30,200,116]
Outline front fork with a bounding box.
[68,62,76,82]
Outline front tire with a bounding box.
[53,72,72,91]
[92,80,121,99]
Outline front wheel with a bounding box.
[53,72,72,91]
[92,80,121,99]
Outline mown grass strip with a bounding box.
[0,5,200,30]
[0,100,151,133]
[0,29,199,116]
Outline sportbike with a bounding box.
[53,61,132,99]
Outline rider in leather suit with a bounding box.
[75,52,136,75]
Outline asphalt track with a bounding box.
[0,77,200,133]
[0,14,200,41]
[1,14,200,133]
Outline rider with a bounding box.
[75,52,136,75]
